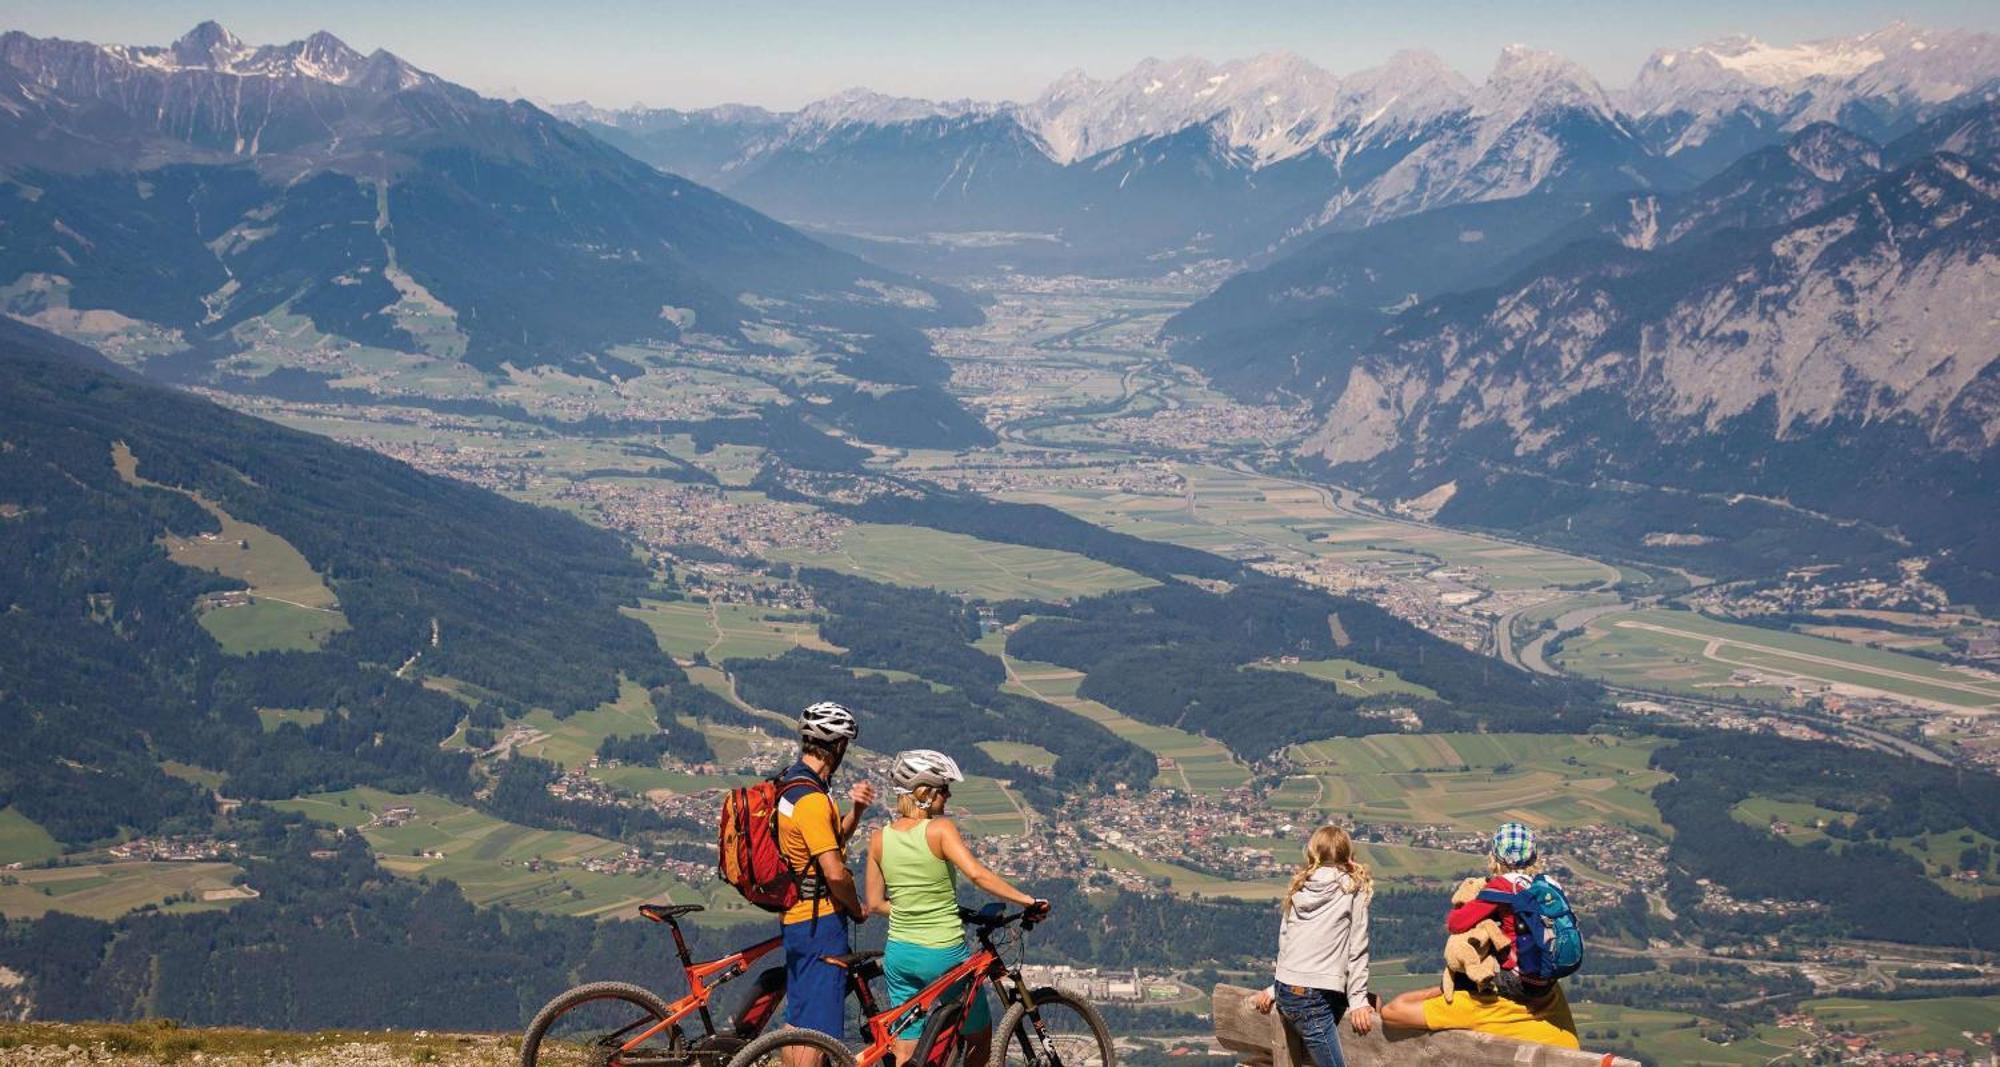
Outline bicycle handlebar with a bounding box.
[958,905,1040,933]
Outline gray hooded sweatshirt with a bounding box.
[1271,868,1371,1000]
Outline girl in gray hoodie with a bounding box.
[1253,825,1376,1067]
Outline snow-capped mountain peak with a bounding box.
[168,20,247,69]
[793,87,988,130]
[1692,30,1890,85]
[55,23,434,90]
[1023,51,1346,164]
[1481,44,1616,119]
[1627,22,2000,119]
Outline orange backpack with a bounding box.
[718,769,822,912]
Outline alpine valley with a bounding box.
[559,26,2000,607]
[4,17,2000,1067]
[0,21,989,447]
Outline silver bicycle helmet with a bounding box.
[800,700,859,743]
[890,749,964,794]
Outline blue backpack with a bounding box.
[1476,875,1584,981]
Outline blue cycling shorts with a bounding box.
[883,938,993,1039]
[783,914,852,1036]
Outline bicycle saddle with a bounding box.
[639,903,705,922]
[823,950,885,969]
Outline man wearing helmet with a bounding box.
[865,749,1050,1067]
[776,701,877,1049]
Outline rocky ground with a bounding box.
[0,1022,524,1065]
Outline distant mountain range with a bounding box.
[0,22,979,424]
[558,23,2000,272]
[1169,99,2000,605]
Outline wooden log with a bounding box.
[1210,984,1640,1067]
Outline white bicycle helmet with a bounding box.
[890,749,964,795]
[800,701,859,744]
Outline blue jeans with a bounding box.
[1276,984,1349,1067]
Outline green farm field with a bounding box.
[255,707,328,732]
[273,787,750,923]
[159,760,226,789]
[1557,609,2000,709]
[0,807,61,866]
[978,741,1059,773]
[112,441,349,653]
[1565,1004,1802,1065]
[772,524,1156,601]
[950,775,1029,837]
[1729,796,2000,899]
[0,861,247,920]
[997,464,1616,593]
[624,598,839,662]
[1092,848,1288,900]
[512,677,659,770]
[1801,995,2000,1056]
[1285,734,1669,833]
[994,637,1249,795]
[1248,658,1437,699]
[195,598,348,655]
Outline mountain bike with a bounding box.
[520,903,793,1067]
[724,906,1113,1067]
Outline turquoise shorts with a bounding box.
[882,938,993,1039]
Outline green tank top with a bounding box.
[882,821,963,949]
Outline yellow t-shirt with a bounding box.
[1420,984,1581,1050]
[776,784,845,925]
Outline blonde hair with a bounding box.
[1283,825,1371,914]
[1489,854,1543,878]
[896,785,944,820]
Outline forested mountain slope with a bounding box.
[0,319,666,845]
[0,23,975,391]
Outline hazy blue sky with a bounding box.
[4,1,1996,109]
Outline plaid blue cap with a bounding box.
[1493,822,1536,865]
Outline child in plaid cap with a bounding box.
[1445,822,1555,1002]
[1378,821,1580,1049]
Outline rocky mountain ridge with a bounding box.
[559,23,1997,271]
[1163,97,1999,603]
[1311,151,2000,467]
[0,22,980,435]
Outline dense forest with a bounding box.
[729,570,1156,794]
[0,322,669,846]
[1652,735,2000,949]
[1008,579,1602,759]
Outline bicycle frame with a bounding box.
[613,925,786,1056]
[839,920,1038,1067]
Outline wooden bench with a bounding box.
[1211,984,1641,1067]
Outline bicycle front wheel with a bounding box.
[520,980,676,1067]
[726,1026,858,1067]
[992,988,1114,1067]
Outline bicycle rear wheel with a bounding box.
[725,1026,858,1067]
[520,981,678,1067]
[992,988,1114,1067]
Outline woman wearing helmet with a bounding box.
[865,749,1049,1067]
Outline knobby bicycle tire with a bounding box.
[520,980,676,1067]
[992,988,1114,1067]
[725,1026,859,1067]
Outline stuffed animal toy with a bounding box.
[1439,877,1510,1002]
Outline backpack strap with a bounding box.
[772,768,836,912]
[1475,888,1535,913]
